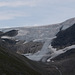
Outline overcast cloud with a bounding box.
[0,0,75,28]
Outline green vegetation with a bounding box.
[0,46,42,75]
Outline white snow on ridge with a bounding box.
[61,18,75,30]
[17,30,29,36]
[1,24,61,42]
[1,18,75,42]
[33,39,44,42]
[2,18,75,42]
[1,36,13,39]
[47,45,75,62]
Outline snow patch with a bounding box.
[23,41,28,44]
[47,45,75,62]
[33,39,43,42]
[1,36,12,39]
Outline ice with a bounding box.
[1,36,12,39]
[1,18,75,62]
[47,45,75,62]
[24,37,56,62]
[33,39,44,42]
[61,18,75,30]
[17,30,29,36]
[26,44,75,62]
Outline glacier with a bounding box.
[1,17,75,62]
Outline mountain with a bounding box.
[1,17,75,75]
[0,45,48,75]
[1,30,18,37]
[1,17,75,62]
[51,23,75,49]
[0,39,64,75]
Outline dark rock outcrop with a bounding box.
[51,23,75,49]
[14,41,43,54]
[2,30,18,37]
[0,31,3,36]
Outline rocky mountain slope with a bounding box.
[51,23,75,49]
[1,17,75,75]
[0,40,67,75]
[1,18,75,62]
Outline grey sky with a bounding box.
[0,0,75,28]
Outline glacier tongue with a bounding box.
[23,43,75,62]
[23,38,55,62]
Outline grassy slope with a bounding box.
[0,46,44,75]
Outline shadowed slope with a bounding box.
[0,45,45,75]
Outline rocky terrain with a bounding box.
[51,23,75,49]
[0,18,75,75]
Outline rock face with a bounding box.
[51,23,75,49]
[16,41,43,54]
[2,30,18,37]
[0,31,3,36]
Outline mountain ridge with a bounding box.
[1,17,75,62]
[1,17,75,75]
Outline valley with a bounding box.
[0,18,75,75]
